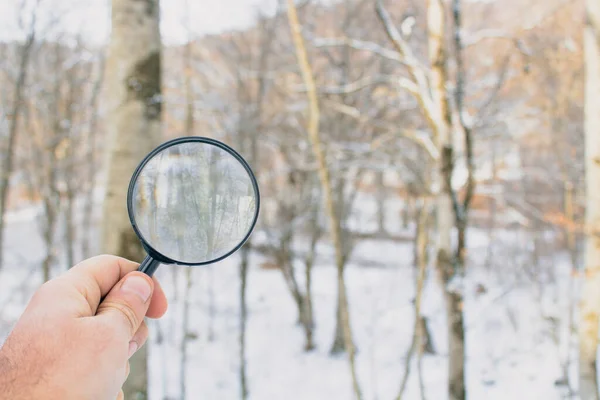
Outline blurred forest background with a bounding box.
[0,0,596,399]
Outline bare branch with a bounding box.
[375,1,426,73]
[464,30,514,47]
[473,54,511,125]
[322,99,365,121]
[375,0,441,136]
[375,1,408,58]
[464,0,572,49]
[312,36,402,63]
[321,98,439,160]
[310,75,395,95]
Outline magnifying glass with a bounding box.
[127,136,260,277]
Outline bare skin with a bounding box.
[0,255,168,400]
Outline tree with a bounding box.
[579,0,600,397]
[22,40,89,282]
[374,0,472,398]
[287,1,363,398]
[102,0,162,398]
[0,0,39,269]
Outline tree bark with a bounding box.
[580,0,600,397]
[103,1,162,398]
[395,200,431,400]
[239,245,249,400]
[41,198,57,283]
[431,0,466,398]
[81,56,104,259]
[303,225,317,351]
[302,200,320,353]
[180,268,192,400]
[376,170,386,233]
[558,181,575,393]
[286,1,362,398]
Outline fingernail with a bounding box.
[128,341,138,358]
[121,275,152,303]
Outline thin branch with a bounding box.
[464,30,515,47]
[375,0,410,59]
[464,0,572,49]
[314,75,391,95]
[321,98,439,160]
[312,36,402,63]
[473,54,511,124]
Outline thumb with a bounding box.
[96,272,154,339]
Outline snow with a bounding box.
[0,197,581,399]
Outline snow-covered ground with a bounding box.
[0,194,580,399]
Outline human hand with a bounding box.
[0,255,168,400]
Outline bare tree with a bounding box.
[20,40,88,282]
[287,1,363,398]
[0,0,39,269]
[239,244,250,400]
[374,0,471,397]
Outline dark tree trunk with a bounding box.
[65,192,75,268]
[239,245,250,400]
[376,170,386,233]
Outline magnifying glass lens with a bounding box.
[129,139,259,267]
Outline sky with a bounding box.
[0,0,278,44]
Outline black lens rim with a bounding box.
[127,136,260,266]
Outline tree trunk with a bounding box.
[65,192,75,268]
[444,283,466,400]
[302,205,319,352]
[207,265,216,341]
[430,0,466,398]
[330,284,347,354]
[376,170,386,233]
[557,181,575,393]
[81,56,104,259]
[580,1,600,397]
[41,199,57,283]
[102,1,162,398]
[286,2,362,398]
[180,268,192,400]
[239,245,249,400]
[402,195,412,230]
[485,143,497,269]
[303,245,316,351]
[395,200,430,400]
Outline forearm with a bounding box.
[0,347,31,399]
[0,342,62,400]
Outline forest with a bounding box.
[0,0,592,399]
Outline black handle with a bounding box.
[138,255,161,277]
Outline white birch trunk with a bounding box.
[102,1,162,398]
[580,1,600,397]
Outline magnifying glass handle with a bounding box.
[138,255,161,277]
